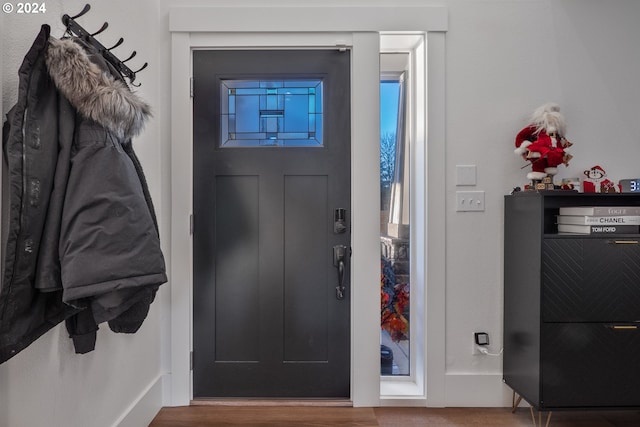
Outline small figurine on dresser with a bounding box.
[514,102,573,190]
[583,165,620,193]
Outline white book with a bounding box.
[559,206,640,216]
[557,215,640,225]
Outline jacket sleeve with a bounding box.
[65,308,98,354]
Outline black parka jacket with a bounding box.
[0,25,167,363]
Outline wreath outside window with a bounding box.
[380,258,409,342]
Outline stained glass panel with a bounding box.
[220,79,323,147]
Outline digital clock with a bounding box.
[620,179,640,192]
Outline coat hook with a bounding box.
[90,22,109,37]
[133,62,148,74]
[62,3,90,25]
[122,51,137,63]
[71,3,91,19]
[106,37,124,51]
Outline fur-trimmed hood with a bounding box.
[45,37,151,140]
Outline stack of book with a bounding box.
[557,206,640,234]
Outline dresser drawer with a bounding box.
[542,238,640,322]
[541,322,640,408]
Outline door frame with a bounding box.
[168,5,448,407]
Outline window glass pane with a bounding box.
[220,79,323,147]
[380,78,410,376]
[236,94,260,133]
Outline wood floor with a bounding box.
[149,405,640,427]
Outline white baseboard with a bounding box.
[380,373,515,408]
[112,374,167,427]
[150,373,513,411]
[444,373,514,407]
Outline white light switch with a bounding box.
[456,191,485,212]
[456,165,477,186]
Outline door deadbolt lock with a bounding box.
[334,208,347,234]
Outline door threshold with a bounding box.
[190,399,353,407]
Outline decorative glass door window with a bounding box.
[220,79,323,147]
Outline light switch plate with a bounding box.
[456,191,485,212]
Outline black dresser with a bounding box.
[503,191,640,410]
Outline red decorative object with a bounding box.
[583,165,620,193]
[380,259,409,342]
[514,103,573,181]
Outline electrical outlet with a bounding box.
[472,332,489,356]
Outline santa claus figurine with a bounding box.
[514,103,573,182]
[583,165,619,193]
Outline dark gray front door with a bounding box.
[193,50,351,398]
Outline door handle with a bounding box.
[333,245,348,300]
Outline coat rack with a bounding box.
[62,4,148,86]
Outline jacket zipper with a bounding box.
[0,105,28,322]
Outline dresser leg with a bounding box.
[545,412,553,427]
[511,390,552,426]
[512,390,523,413]
[529,406,553,427]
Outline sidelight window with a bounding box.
[380,60,411,376]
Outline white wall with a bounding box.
[444,0,640,377]
[0,1,168,426]
[2,0,640,423]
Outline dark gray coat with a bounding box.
[0,25,167,363]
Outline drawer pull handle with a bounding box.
[610,325,638,330]
[609,240,639,245]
